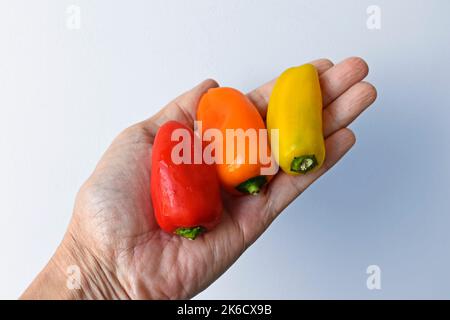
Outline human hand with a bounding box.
[22,57,376,299]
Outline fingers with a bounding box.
[146,79,219,129]
[321,57,369,106]
[246,57,370,118]
[265,128,356,220]
[142,56,369,132]
[311,58,336,75]
[323,81,377,137]
[247,58,334,117]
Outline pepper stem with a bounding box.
[175,226,205,240]
[235,176,267,195]
[290,155,318,174]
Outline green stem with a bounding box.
[290,155,318,174]
[235,176,267,195]
[174,226,205,240]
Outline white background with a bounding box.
[1,0,450,299]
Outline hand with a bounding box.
[21,57,376,299]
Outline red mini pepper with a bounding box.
[150,121,223,240]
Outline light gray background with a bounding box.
[1,0,449,299]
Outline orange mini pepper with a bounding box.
[197,87,273,195]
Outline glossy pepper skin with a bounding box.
[197,87,273,195]
[267,64,325,175]
[150,121,222,240]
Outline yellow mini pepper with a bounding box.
[267,64,325,175]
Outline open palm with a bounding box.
[67,58,376,299]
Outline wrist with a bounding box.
[21,223,129,300]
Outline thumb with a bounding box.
[148,79,219,128]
